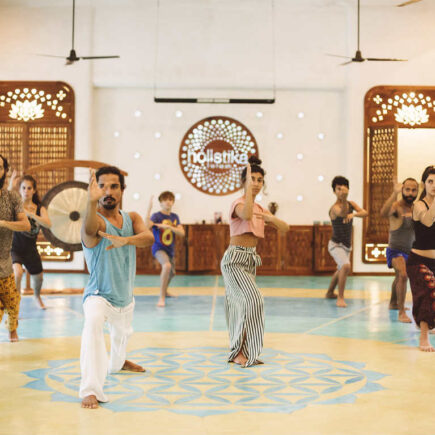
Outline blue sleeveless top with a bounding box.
[82,210,136,307]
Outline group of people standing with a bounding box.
[0,152,434,410]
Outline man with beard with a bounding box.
[381,178,418,323]
[0,154,30,342]
[381,177,419,323]
[80,166,154,409]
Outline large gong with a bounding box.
[41,181,88,251]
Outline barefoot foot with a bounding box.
[9,330,19,342]
[325,291,337,299]
[166,292,177,298]
[419,344,435,352]
[398,312,412,323]
[156,298,165,307]
[122,360,146,372]
[336,298,347,308]
[35,296,46,310]
[81,395,99,409]
[232,352,248,367]
[419,337,435,352]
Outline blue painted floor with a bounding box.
[1,274,422,347]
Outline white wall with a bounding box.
[1,0,434,272]
[93,87,345,224]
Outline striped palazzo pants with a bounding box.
[220,245,264,367]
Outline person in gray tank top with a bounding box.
[380,177,418,323]
[80,166,154,410]
[326,176,368,308]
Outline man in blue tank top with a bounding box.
[79,166,154,409]
[380,177,418,323]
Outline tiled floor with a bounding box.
[1,274,434,435]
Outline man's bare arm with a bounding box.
[0,212,30,232]
[81,170,105,248]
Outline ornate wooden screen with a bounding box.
[281,226,314,275]
[364,125,397,262]
[363,85,435,263]
[0,81,75,261]
[187,225,219,271]
[0,81,74,196]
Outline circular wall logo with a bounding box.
[179,116,259,196]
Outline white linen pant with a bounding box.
[79,295,134,402]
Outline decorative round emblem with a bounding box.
[179,116,259,196]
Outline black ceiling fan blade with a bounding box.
[397,0,423,6]
[80,56,120,60]
[366,57,407,61]
[340,60,354,66]
[326,53,352,59]
[35,54,67,58]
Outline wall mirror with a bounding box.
[363,85,435,263]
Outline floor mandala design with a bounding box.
[23,347,386,416]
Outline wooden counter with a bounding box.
[136,224,339,275]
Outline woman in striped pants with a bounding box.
[221,156,289,367]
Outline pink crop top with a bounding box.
[229,197,265,238]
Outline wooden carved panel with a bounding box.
[0,81,75,263]
[28,125,72,197]
[313,225,336,272]
[365,125,397,245]
[188,225,218,271]
[0,124,25,170]
[256,226,281,272]
[281,225,313,275]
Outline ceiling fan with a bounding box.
[37,0,120,65]
[397,0,423,6]
[327,0,407,65]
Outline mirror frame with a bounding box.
[363,85,435,264]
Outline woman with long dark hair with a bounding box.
[10,174,51,309]
[406,165,435,351]
[220,156,289,367]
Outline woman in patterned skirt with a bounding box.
[220,156,289,367]
[406,165,435,351]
